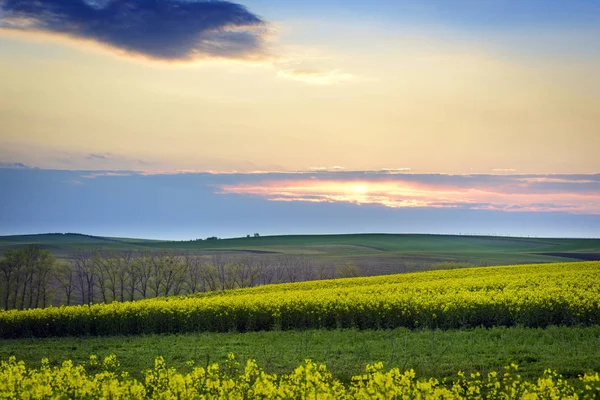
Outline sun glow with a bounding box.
[218,178,600,214]
[351,184,368,194]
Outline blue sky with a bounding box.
[0,0,599,239]
[1,168,599,239]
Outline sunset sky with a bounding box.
[1,0,599,239]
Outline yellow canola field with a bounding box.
[1,354,599,399]
[0,262,599,338]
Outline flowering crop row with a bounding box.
[1,354,599,399]
[0,262,599,338]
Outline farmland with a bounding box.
[1,258,599,398]
[2,232,600,275]
[6,233,600,311]
[2,326,599,384]
[1,262,598,337]
[1,352,599,399]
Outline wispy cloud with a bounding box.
[56,151,149,170]
[309,166,349,172]
[218,173,600,214]
[0,161,31,169]
[277,68,355,85]
[518,176,598,184]
[81,171,132,179]
[0,142,158,171]
[378,168,412,174]
[86,153,108,160]
[0,0,269,62]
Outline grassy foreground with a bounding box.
[1,326,599,383]
[1,261,599,398]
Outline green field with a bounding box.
[1,246,600,398]
[2,233,599,274]
[1,326,598,384]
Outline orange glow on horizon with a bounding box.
[218,179,600,214]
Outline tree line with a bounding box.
[0,246,361,310]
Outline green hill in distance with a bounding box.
[1,233,599,274]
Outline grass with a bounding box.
[0,258,598,394]
[1,233,599,271]
[1,326,598,384]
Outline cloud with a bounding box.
[55,151,150,170]
[378,168,412,174]
[3,160,598,215]
[0,161,31,169]
[517,176,598,184]
[86,153,108,160]
[0,0,268,62]
[277,69,355,85]
[0,141,297,172]
[308,166,349,172]
[217,173,600,214]
[81,171,132,179]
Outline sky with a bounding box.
[0,0,599,239]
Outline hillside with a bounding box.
[1,233,599,272]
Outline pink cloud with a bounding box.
[218,178,600,214]
[81,172,132,179]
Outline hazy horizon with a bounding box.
[3,231,600,242]
[2,167,599,240]
[1,0,598,238]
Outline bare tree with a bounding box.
[120,250,137,301]
[200,261,219,292]
[160,252,187,296]
[316,264,335,280]
[336,261,362,278]
[71,250,97,305]
[150,251,166,297]
[281,256,308,283]
[212,254,229,291]
[256,257,275,286]
[0,251,20,310]
[95,250,115,303]
[94,250,136,303]
[135,251,154,299]
[33,251,54,308]
[185,256,203,294]
[19,246,37,309]
[54,262,75,306]
[234,256,261,288]
[1,246,56,310]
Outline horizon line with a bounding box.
[1,231,599,242]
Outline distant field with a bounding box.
[1,233,600,274]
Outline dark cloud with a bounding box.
[0,0,267,61]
